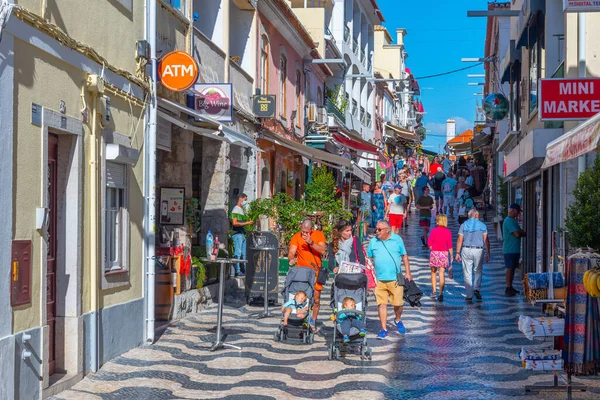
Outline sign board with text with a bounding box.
[252,95,276,118]
[563,0,600,12]
[190,83,233,122]
[539,78,600,120]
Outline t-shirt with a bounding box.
[282,299,307,310]
[399,182,410,197]
[458,218,488,248]
[417,195,434,218]
[442,178,457,196]
[388,193,406,215]
[381,180,394,193]
[503,216,522,254]
[289,230,327,269]
[360,191,372,212]
[230,205,248,234]
[415,176,429,195]
[428,226,453,252]
[430,163,442,176]
[367,234,407,281]
[432,172,446,191]
[466,176,474,186]
[442,158,453,173]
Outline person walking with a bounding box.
[442,155,453,175]
[359,183,373,237]
[427,214,453,302]
[416,186,435,247]
[430,157,442,178]
[398,174,411,225]
[455,209,490,303]
[415,171,430,199]
[431,167,446,214]
[288,219,327,330]
[367,220,413,339]
[230,193,253,276]
[372,182,387,227]
[386,185,406,235]
[330,220,366,273]
[379,172,393,193]
[502,203,525,296]
[441,172,458,217]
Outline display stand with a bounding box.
[250,246,279,319]
[521,301,587,399]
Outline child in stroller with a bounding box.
[328,273,372,360]
[275,267,316,344]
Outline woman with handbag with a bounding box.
[330,221,377,289]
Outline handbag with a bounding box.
[380,240,405,286]
[365,257,377,289]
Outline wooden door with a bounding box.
[47,134,58,375]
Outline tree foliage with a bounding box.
[565,155,600,251]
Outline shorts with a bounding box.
[430,250,449,269]
[504,253,520,269]
[419,217,431,227]
[434,190,443,200]
[444,196,456,207]
[374,280,404,306]
[389,213,404,228]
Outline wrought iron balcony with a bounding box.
[353,38,359,56]
[326,97,345,124]
[344,25,350,45]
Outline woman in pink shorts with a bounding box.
[427,214,454,302]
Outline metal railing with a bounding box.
[359,106,365,122]
[366,113,372,128]
[344,25,350,44]
[326,97,345,123]
[351,100,358,117]
[353,38,359,56]
[361,49,366,66]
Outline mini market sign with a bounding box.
[539,78,600,121]
[158,51,199,92]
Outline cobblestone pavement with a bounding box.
[54,210,600,399]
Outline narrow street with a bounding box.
[53,211,600,400]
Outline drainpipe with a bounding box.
[577,12,586,175]
[223,0,230,82]
[145,0,157,344]
[89,91,99,372]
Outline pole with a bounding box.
[577,13,586,175]
[145,0,157,344]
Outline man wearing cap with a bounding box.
[455,208,490,303]
[503,204,526,296]
[386,184,406,234]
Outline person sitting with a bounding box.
[338,297,366,343]
[281,291,309,330]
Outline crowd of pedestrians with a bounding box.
[278,153,524,338]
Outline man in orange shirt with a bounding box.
[288,219,327,330]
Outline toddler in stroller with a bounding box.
[328,273,372,360]
[275,267,316,344]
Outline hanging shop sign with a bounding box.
[190,83,233,122]
[160,188,185,225]
[563,0,600,12]
[483,93,509,121]
[252,95,276,118]
[158,51,199,92]
[539,78,600,120]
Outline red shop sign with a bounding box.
[539,78,600,121]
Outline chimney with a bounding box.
[396,28,407,46]
[446,118,456,143]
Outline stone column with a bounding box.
[157,125,194,195]
[200,137,231,247]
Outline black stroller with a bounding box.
[274,267,316,344]
[328,273,372,360]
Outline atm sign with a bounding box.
[158,51,199,92]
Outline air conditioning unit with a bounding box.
[316,106,327,124]
[306,103,317,122]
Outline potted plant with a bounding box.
[565,155,600,251]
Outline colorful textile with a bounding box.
[519,348,562,361]
[429,250,449,269]
[518,316,564,340]
[527,272,565,289]
[372,192,385,225]
[525,359,563,371]
[563,254,600,375]
[428,226,453,252]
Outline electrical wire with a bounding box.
[414,62,485,80]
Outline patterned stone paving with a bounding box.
[53,210,600,399]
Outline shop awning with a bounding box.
[351,163,371,184]
[261,130,352,170]
[332,132,380,155]
[471,133,493,153]
[385,123,419,142]
[158,98,257,150]
[542,112,600,169]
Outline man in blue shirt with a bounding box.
[359,183,373,237]
[441,172,458,217]
[367,220,413,339]
[502,204,525,296]
[442,156,453,175]
[455,209,490,303]
[415,171,430,198]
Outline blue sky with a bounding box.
[378,0,488,154]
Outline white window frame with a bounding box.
[104,161,130,273]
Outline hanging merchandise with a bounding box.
[563,251,600,376]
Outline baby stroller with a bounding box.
[328,273,372,360]
[274,266,316,344]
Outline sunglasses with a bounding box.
[375,227,388,232]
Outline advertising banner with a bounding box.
[539,78,600,120]
[563,0,600,12]
[191,83,233,122]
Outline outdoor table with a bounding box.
[200,257,247,351]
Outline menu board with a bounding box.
[160,187,185,225]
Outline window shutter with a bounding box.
[106,161,127,188]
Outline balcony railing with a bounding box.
[353,38,359,56]
[366,113,372,128]
[344,25,350,45]
[326,97,345,124]
[194,28,225,83]
[368,60,372,72]
[325,26,336,45]
[351,100,358,117]
[359,106,365,122]
[230,62,254,115]
[361,49,366,65]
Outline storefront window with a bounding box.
[105,161,129,272]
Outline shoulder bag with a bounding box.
[379,239,405,286]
